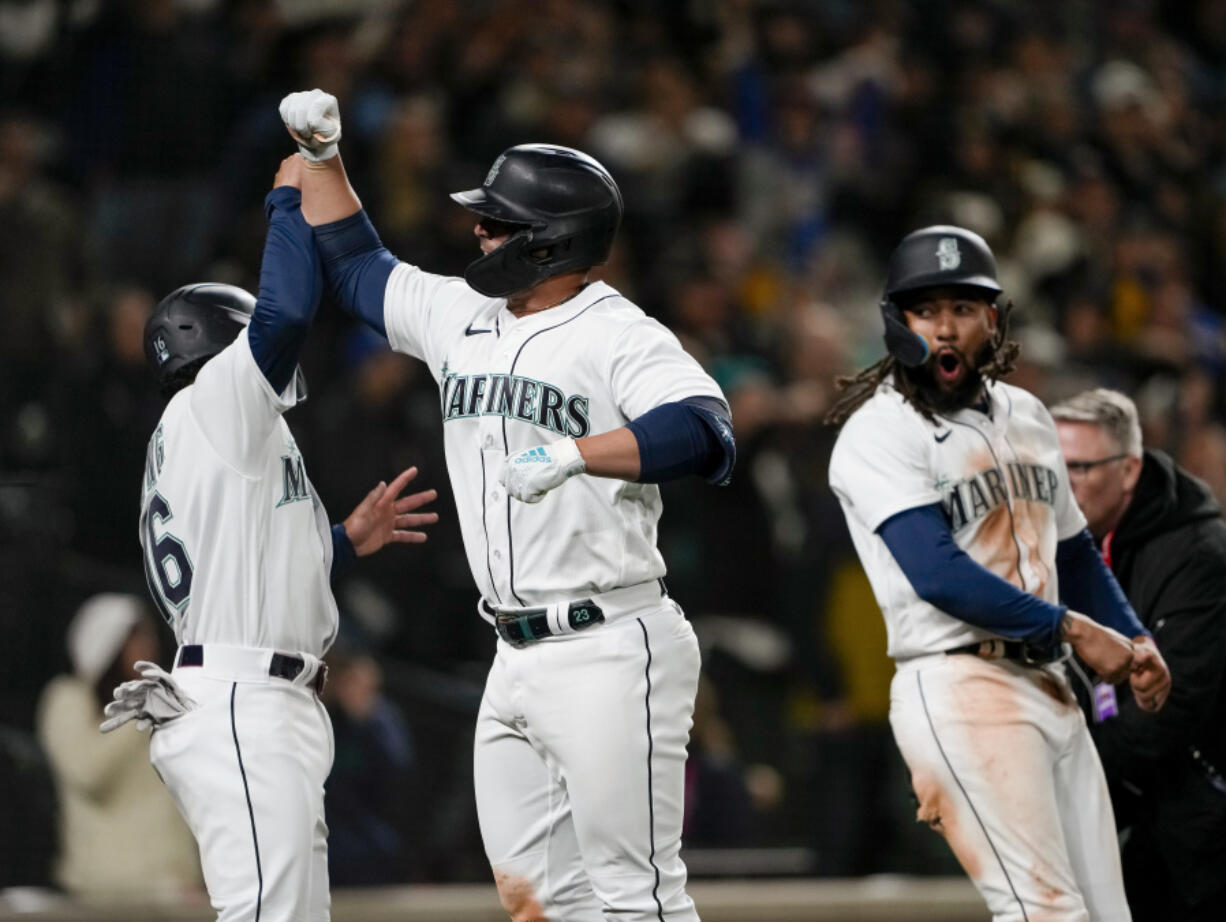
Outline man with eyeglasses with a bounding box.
[1053,387,1226,922]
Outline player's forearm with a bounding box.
[576,427,641,480]
[313,209,396,336]
[879,504,1065,645]
[1055,529,1148,638]
[575,399,733,482]
[300,155,362,226]
[248,187,321,393]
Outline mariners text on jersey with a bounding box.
[939,460,1060,531]
[439,364,591,438]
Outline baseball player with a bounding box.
[103,156,439,921]
[826,225,1170,921]
[279,89,735,922]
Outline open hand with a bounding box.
[343,467,438,557]
[1129,635,1172,712]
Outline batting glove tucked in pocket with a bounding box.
[499,437,587,503]
[100,661,198,734]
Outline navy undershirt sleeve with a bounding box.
[312,209,397,337]
[625,396,735,485]
[877,503,1065,646]
[330,523,356,581]
[1056,529,1149,638]
[247,187,323,393]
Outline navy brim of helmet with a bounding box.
[890,272,1003,298]
[449,188,543,228]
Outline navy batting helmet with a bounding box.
[145,283,253,391]
[450,144,623,298]
[879,225,1004,367]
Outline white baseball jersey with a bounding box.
[378,264,714,920]
[829,376,1086,660]
[380,269,726,609]
[139,330,338,655]
[830,375,1130,920]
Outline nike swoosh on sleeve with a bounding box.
[934,430,952,442]
[464,324,492,336]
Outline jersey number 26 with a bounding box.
[140,493,194,627]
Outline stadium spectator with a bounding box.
[34,594,202,903]
[1054,388,1226,922]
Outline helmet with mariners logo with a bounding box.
[450,144,623,298]
[879,225,1004,367]
[144,283,307,398]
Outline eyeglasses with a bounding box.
[1065,453,1129,477]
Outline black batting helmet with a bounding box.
[145,283,253,392]
[879,225,1004,366]
[450,144,623,298]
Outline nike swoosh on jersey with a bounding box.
[465,323,492,336]
[934,430,952,442]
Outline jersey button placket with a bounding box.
[480,415,510,600]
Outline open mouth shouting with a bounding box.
[934,347,966,387]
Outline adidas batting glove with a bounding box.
[499,437,586,503]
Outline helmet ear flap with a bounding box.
[464,229,551,298]
[991,297,1012,351]
[880,298,930,367]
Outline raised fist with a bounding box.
[279,89,342,162]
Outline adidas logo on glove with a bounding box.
[514,447,551,464]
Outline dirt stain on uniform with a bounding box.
[493,870,549,922]
[1030,859,1064,903]
[1036,671,1072,707]
[911,770,983,880]
[1027,858,1080,921]
[1011,499,1051,596]
[972,504,1023,587]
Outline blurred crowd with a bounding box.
[3,0,1226,901]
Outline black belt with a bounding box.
[481,599,605,647]
[945,639,1064,666]
[176,645,328,694]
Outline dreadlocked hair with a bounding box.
[823,299,1020,428]
[824,354,899,427]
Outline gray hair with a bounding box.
[1050,388,1143,456]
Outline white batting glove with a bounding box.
[499,437,587,503]
[278,89,342,162]
[99,661,197,733]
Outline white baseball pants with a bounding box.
[890,653,1130,922]
[474,601,702,922]
[150,647,334,921]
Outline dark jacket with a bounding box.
[1089,449,1226,904]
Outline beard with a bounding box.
[902,340,996,413]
